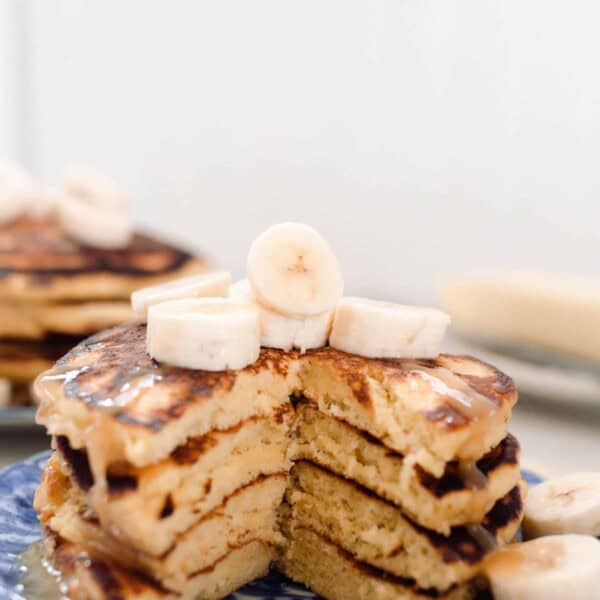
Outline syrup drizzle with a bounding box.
[458,461,488,490]
[35,360,162,414]
[409,365,497,423]
[466,524,498,553]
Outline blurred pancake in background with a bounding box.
[0,163,208,412]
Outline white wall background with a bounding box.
[4,0,600,301]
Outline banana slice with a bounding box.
[329,297,451,359]
[132,272,231,320]
[57,193,133,249]
[0,161,34,224]
[229,279,333,352]
[523,472,600,539]
[146,298,260,371]
[486,535,600,600]
[64,163,128,210]
[247,222,343,316]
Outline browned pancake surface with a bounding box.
[0,217,206,302]
[48,323,292,431]
[0,217,195,276]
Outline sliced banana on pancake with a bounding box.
[486,535,600,600]
[131,272,231,320]
[523,472,600,538]
[247,222,343,317]
[57,163,134,249]
[329,297,450,359]
[229,279,333,352]
[147,298,260,371]
[64,163,128,210]
[0,161,34,224]
[57,193,133,249]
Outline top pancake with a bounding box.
[35,322,517,478]
[0,216,206,302]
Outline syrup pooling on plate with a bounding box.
[18,541,68,600]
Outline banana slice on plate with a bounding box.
[229,279,333,352]
[147,298,260,371]
[0,161,34,224]
[486,535,600,600]
[64,163,128,210]
[523,472,600,538]
[247,222,343,317]
[329,297,450,359]
[132,272,231,320]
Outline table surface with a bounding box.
[1,396,598,475]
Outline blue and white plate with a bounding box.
[0,451,544,600]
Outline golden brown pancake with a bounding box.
[0,300,134,340]
[33,321,522,599]
[35,322,517,480]
[0,216,206,302]
[0,336,83,382]
[36,454,286,593]
[277,527,479,600]
[291,404,521,533]
[44,532,275,600]
[284,461,525,590]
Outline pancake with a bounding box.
[0,216,206,302]
[292,404,521,534]
[285,461,524,591]
[35,322,517,480]
[0,336,83,382]
[45,533,275,600]
[53,411,294,556]
[277,527,478,600]
[33,321,522,598]
[36,454,285,592]
[300,347,517,477]
[35,324,298,474]
[0,300,134,340]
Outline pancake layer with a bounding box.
[0,300,134,340]
[292,404,520,534]
[277,527,478,600]
[285,461,524,590]
[0,217,206,302]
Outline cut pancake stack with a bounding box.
[0,216,205,407]
[34,320,524,599]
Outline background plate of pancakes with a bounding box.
[0,215,206,428]
[0,451,544,600]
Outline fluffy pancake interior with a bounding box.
[285,460,524,591]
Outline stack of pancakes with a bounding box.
[34,322,524,599]
[0,217,205,407]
